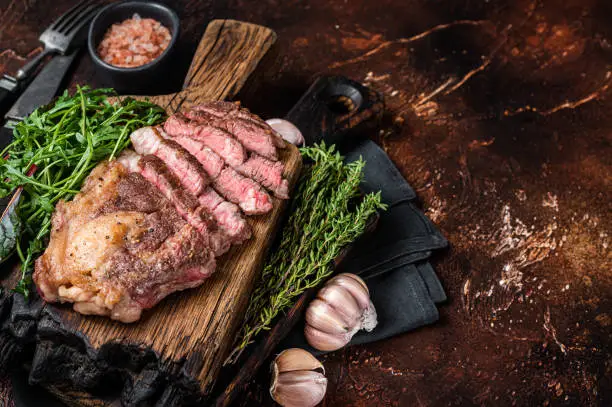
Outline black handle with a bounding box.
[0,75,20,118]
[15,49,54,82]
[285,75,384,147]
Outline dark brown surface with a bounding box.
[1,0,610,406]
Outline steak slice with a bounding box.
[238,154,289,199]
[184,108,278,160]
[130,126,209,196]
[214,167,273,214]
[118,151,231,255]
[191,102,286,149]
[192,101,263,123]
[103,224,215,317]
[164,113,246,167]
[33,160,216,323]
[198,188,251,243]
[159,133,225,179]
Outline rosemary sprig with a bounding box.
[227,143,386,363]
[0,86,166,297]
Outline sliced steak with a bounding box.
[164,113,246,167]
[118,151,231,255]
[198,188,251,243]
[130,126,209,196]
[191,102,286,148]
[214,166,273,214]
[157,127,273,214]
[130,127,252,244]
[164,114,287,199]
[157,130,225,179]
[237,154,289,199]
[33,160,216,323]
[106,224,216,313]
[184,109,278,160]
[35,101,293,323]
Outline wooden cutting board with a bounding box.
[0,19,301,406]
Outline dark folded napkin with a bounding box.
[280,139,447,352]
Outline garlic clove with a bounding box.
[305,298,353,335]
[266,118,304,146]
[271,349,327,407]
[274,348,324,373]
[341,273,369,293]
[331,273,371,311]
[317,285,361,328]
[271,370,327,407]
[305,324,352,351]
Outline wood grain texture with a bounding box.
[0,18,301,406]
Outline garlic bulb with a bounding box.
[304,273,377,351]
[266,118,304,146]
[270,348,327,407]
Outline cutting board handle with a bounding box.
[130,19,277,110]
[182,20,276,91]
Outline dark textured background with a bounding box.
[1,0,611,406]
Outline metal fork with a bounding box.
[16,0,103,81]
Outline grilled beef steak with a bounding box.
[34,102,289,322]
[183,109,279,160]
[34,161,216,323]
[117,151,232,256]
[163,116,276,214]
[131,126,210,196]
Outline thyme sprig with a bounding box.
[0,86,166,297]
[227,143,386,363]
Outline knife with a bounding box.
[0,52,78,152]
[0,51,78,235]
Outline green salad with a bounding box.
[0,86,166,297]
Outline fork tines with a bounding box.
[49,0,102,36]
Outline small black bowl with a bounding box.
[88,1,180,94]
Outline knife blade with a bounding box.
[0,75,21,117]
[5,52,78,122]
[0,51,79,222]
[0,52,78,151]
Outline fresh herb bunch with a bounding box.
[227,143,386,363]
[0,86,166,297]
